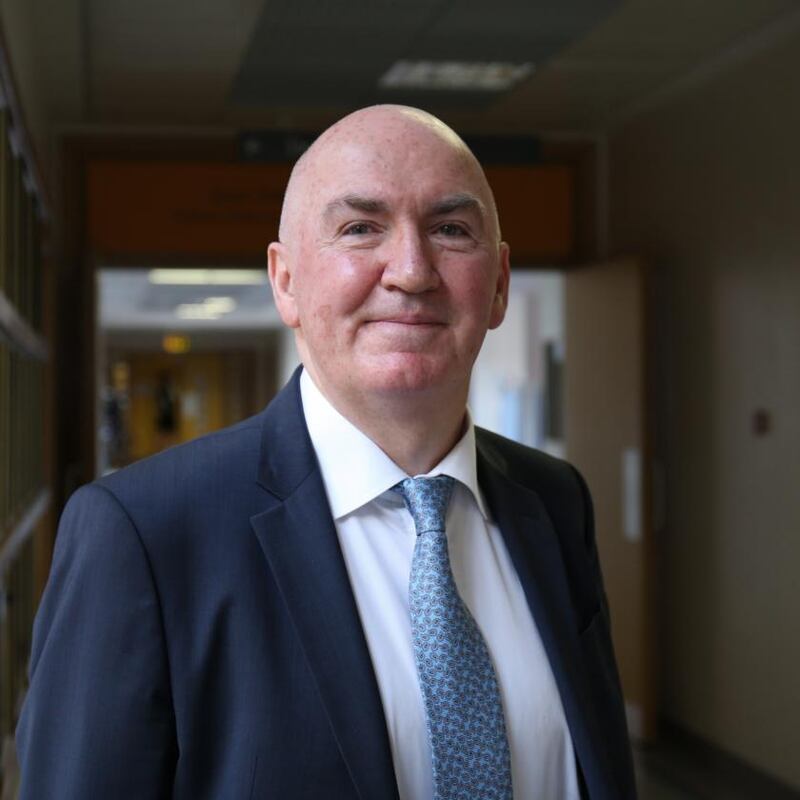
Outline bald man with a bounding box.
[18,106,636,800]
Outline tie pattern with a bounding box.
[394,476,513,800]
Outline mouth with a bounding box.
[365,320,446,336]
[367,314,445,326]
[359,316,447,350]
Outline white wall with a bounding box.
[609,27,800,789]
[277,327,300,390]
[470,271,563,449]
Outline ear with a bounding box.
[267,241,300,328]
[488,241,511,330]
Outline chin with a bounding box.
[361,353,463,397]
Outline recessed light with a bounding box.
[379,61,533,91]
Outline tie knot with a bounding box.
[393,475,455,535]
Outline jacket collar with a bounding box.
[251,368,400,800]
[476,431,619,799]
[255,367,318,500]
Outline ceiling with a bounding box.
[99,267,281,350]
[26,0,798,138]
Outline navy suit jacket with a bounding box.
[17,370,636,799]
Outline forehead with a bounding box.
[305,120,490,214]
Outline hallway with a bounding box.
[1,0,799,797]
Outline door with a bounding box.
[564,256,657,741]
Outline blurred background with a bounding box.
[0,0,798,797]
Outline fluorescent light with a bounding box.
[174,295,238,320]
[149,269,266,285]
[203,297,237,313]
[176,304,221,320]
[379,61,533,91]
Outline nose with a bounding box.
[380,225,440,293]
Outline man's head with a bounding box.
[268,105,510,415]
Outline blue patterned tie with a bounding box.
[394,476,513,800]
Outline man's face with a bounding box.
[269,110,509,408]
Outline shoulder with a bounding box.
[475,426,585,505]
[475,426,594,559]
[65,411,268,541]
[101,411,262,493]
[50,411,274,607]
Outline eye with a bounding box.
[435,222,469,237]
[342,221,377,236]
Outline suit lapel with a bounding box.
[476,437,616,799]
[250,371,399,800]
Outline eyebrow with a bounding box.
[322,194,390,222]
[428,193,486,217]
[322,192,487,224]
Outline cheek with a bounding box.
[310,302,333,325]
[297,296,338,346]
[452,276,499,326]
[293,270,370,340]
[308,257,378,315]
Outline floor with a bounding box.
[634,738,800,800]
[637,753,700,800]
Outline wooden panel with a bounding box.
[564,256,656,741]
[87,161,292,260]
[87,160,575,264]
[486,164,574,264]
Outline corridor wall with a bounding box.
[608,23,800,791]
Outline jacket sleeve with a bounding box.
[16,483,177,800]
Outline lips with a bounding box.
[366,312,445,325]
[377,318,441,325]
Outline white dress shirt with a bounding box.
[300,370,580,800]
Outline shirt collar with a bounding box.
[300,368,489,521]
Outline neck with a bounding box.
[304,370,469,476]
[355,402,467,476]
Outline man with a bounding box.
[17,106,636,799]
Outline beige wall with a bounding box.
[609,29,800,789]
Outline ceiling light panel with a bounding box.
[231,0,621,108]
[379,61,533,91]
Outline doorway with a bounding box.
[472,260,656,742]
[95,267,282,474]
